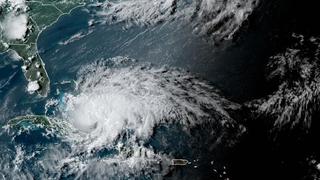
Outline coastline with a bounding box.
[1,1,87,97]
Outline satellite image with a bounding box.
[0,0,319,179]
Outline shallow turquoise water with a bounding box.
[0,4,271,179]
[0,6,240,179]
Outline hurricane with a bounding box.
[3,0,319,178]
[0,57,243,179]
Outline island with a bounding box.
[0,0,86,96]
[171,159,189,166]
[7,115,52,129]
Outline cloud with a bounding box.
[0,0,28,40]
[97,0,259,42]
[1,12,28,40]
[63,57,239,146]
[27,80,40,93]
[0,0,26,7]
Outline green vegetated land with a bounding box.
[0,0,86,96]
[7,114,67,132]
[8,115,51,128]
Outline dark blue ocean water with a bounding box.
[0,4,279,179]
[0,5,270,127]
[38,6,269,103]
[0,52,48,125]
[0,6,239,178]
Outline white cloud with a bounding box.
[8,49,22,61]
[98,0,259,42]
[1,0,26,8]
[1,12,28,40]
[27,81,40,93]
[63,57,237,147]
[0,0,28,40]
[9,0,26,7]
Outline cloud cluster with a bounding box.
[63,57,239,147]
[250,34,320,129]
[97,0,259,43]
[0,0,28,41]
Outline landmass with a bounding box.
[171,159,189,166]
[6,114,71,133]
[0,0,86,96]
[7,115,51,129]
